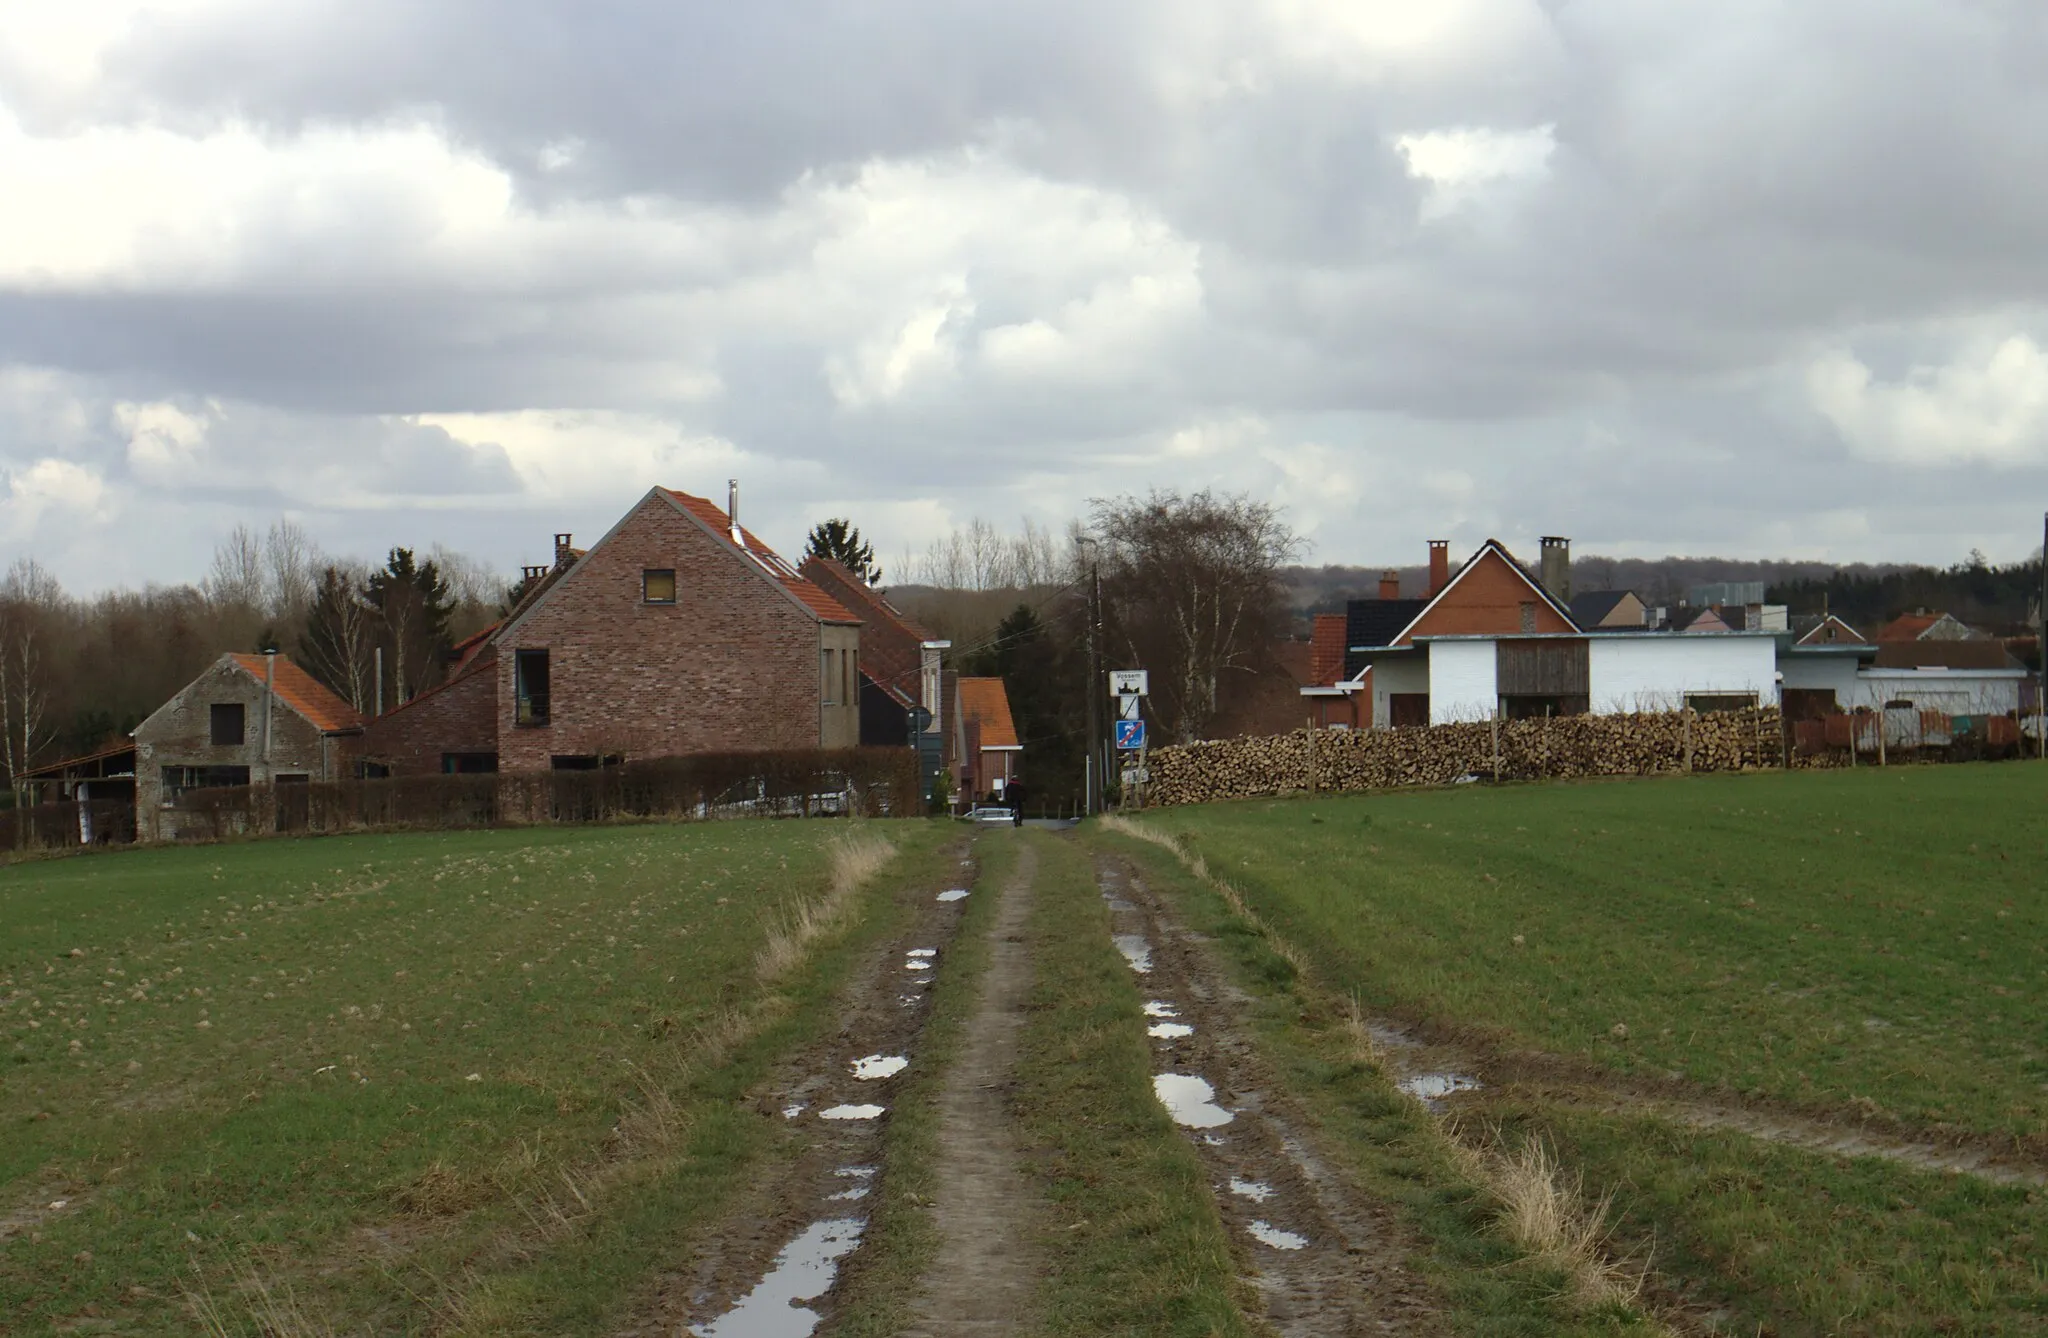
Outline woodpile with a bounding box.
[1149,708,1785,806]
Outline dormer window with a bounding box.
[643,569,676,604]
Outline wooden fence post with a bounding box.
[1682,708,1693,773]
[1491,708,1501,782]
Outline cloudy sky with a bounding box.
[4,1,2047,592]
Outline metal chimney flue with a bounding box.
[727,479,744,545]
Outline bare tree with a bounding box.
[298,565,376,711]
[1090,490,1304,744]
[0,559,65,803]
[263,519,319,623]
[202,524,266,610]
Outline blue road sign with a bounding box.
[1115,719,1146,750]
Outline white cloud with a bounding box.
[1808,335,2048,466]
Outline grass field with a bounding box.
[0,819,935,1335]
[1122,762,2048,1334]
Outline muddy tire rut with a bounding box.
[614,839,982,1336]
[1097,854,1440,1337]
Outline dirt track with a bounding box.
[1097,852,1440,1336]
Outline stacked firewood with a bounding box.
[1148,708,1785,806]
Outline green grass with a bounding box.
[1012,831,1260,1337]
[1139,764,2048,1140]
[1091,823,1654,1336]
[0,820,940,1335]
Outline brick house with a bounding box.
[799,557,950,755]
[954,676,1021,804]
[362,484,862,773]
[133,652,365,840]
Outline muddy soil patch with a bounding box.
[1099,855,1439,1337]
[897,841,1042,1336]
[614,838,979,1336]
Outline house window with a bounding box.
[550,753,622,770]
[1519,601,1537,633]
[442,752,499,774]
[210,702,246,746]
[515,649,552,726]
[643,569,676,604]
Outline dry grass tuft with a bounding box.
[755,829,895,981]
[1442,1126,1647,1313]
[186,1259,335,1338]
[1341,991,1383,1069]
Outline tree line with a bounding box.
[0,521,505,797]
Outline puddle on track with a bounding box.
[851,1054,908,1081]
[819,1104,886,1121]
[1154,1073,1234,1128]
[936,889,970,902]
[691,1217,867,1338]
[1143,1000,1178,1018]
[1398,1073,1483,1107]
[1248,1220,1309,1251]
[905,948,937,958]
[781,1104,806,1119]
[1148,1021,1194,1039]
[1113,934,1154,973]
[1229,1177,1274,1202]
[903,960,932,971]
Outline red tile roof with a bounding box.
[958,677,1020,749]
[663,490,861,624]
[801,557,931,696]
[228,653,366,733]
[1876,612,1942,642]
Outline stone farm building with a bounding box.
[133,652,365,841]
[360,484,864,775]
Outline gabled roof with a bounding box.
[1344,541,1578,681]
[1792,613,1866,645]
[1570,590,1638,627]
[957,677,1020,749]
[663,490,861,624]
[801,557,931,698]
[226,653,366,733]
[1677,607,1732,633]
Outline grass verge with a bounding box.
[1012,829,1260,1338]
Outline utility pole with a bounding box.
[1083,544,1101,814]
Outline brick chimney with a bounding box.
[1427,541,1450,597]
[1310,614,1346,685]
[1378,570,1399,600]
[1539,536,1571,604]
[553,533,574,570]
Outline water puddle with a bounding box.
[1153,1073,1234,1128]
[1229,1177,1274,1202]
[1398,1073,1482,1106]
[691,1217,866,1337]
[903,959,932,972]
[819,1104,886,1121]
[1113,934,1154,973]
[936,889,970,903]
[851,1054,908,1081]
[898,995,921,1007]
[1143,1001,1178,1018]
[1249,1220,1308,1251]
[906,948,937,958]
[781,1103,806,1119]
[1148,1022,1194,1039]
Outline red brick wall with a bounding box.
[802,559,926,703]
[1310,614,1346,685]
[495,492,850,770]
[1404,549,1572,641]
[361,649,499,775]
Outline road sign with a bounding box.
[1114,719,1146,750]
[1116,694,1141,721]
[1109,669,1149,697]
[1120,766,1150,785]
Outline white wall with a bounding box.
[1587,636,1779,714]
[1371,656,1427,728]
[1779,652,1863,704]
[1429,640,1498,724]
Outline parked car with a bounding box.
[964,804,1017,826]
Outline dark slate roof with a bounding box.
[1872,642,2024,671]
[1569,590,1633,626]
[1344,598,1429,677]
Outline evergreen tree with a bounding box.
[299,566,375,710]
[805,518,880,584]
[366,549,455,705]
